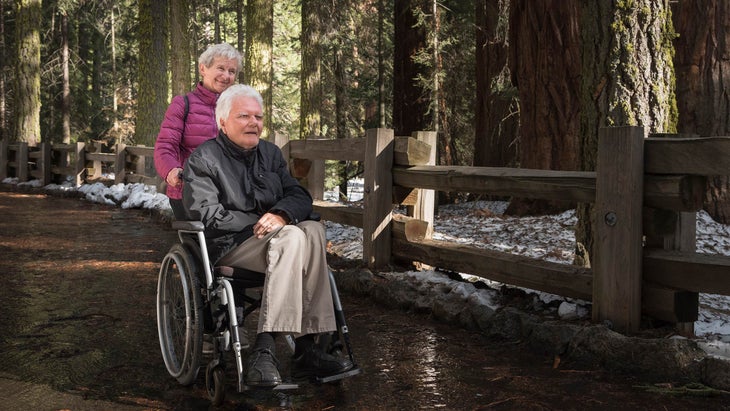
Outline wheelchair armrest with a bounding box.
[171,220,205,232]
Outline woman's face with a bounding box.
[200,56,239,94]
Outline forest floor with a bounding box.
[1,186,730,410]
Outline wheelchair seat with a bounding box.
[156,220,361,406]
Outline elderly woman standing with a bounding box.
[154,43,242,220]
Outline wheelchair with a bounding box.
[156,220,361,405]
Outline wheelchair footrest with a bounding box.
[314,366,363,384]
[242,382,299,391]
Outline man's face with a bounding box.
[220,96,263,150]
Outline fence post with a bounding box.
[17,142,29,182]
[410,131,437,238]
[115,143,126,184]
[363,128,394,269]
[593,126,644,333]
[75,142,86,187]
[0,139,7,180]
[40,142,51,185]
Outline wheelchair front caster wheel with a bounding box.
[206,364,226,406]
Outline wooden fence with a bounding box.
[2,127,729,335]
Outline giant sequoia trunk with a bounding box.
[474,0,517,170]
[506,0,581,215]
[673,0,730,224]
[576,1,676,266]
[14,0,42,146]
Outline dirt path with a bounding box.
[0,188,728,410]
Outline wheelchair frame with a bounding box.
[156,220,361,405]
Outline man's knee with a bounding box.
[297,220,325,243]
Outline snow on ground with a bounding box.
[4,176,730,342]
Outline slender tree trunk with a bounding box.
[14,0,42,146]
[576,0,676,266]
[111,5,119,139]
[474,0,517,170]
[0,0,6,141]
[61,11,71,144]
[245,0,274,138]
[236,0,245,83]
[378,0,386,128]
[136,0,169,146]
[214,0,220,43]
[170,0,191,97]
[300,0,322,139]
[673,0,730,224]
[506,0,581,215]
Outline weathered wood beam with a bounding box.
[392,237,593,300]
[643,249,730,295]
[393,166,597,203]
[289,138,365,162]
[313,200,363,228]
[645,136,730,175]
[394,136,432,166]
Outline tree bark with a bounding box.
[245,0,274,138]
[506,0,581,216]
[673,0,730,224]
[474,0,517,170]
[0,0,6,141]
[61,10,71,144]
[576,0,677,266]
[14,0,42,146]
[170,0,191,97]
[300,0,322,139]
[393,0,432,136]
[136,0,169,146]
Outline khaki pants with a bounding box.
[217,220,336,335]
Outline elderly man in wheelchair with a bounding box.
[156,84,359,404]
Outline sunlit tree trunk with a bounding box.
[14,0,42,145]
[61,10,71,144]
[506,0,581,215]
[136,0,169,146]
[245,0,274,137]
[576,0,676,266]
[111,4,119,140]
[170,0,191,96]
[300,0,322,139]
[673,0,730,224]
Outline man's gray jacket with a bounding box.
[182,131,313,263]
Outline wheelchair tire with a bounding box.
[206,364,226,406]
[157,243,204,386]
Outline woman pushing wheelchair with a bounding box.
[181,84,354,387]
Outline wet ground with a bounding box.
[1,189,729,410]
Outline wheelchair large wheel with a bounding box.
[157,243,204,386]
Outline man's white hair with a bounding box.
[215,84,264,129]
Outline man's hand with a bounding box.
[253,212,287,238]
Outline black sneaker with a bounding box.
[244,348,282,387]
[291,346,354,379]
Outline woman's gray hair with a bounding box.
[198,43,242,72]
[215,84,264,128]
